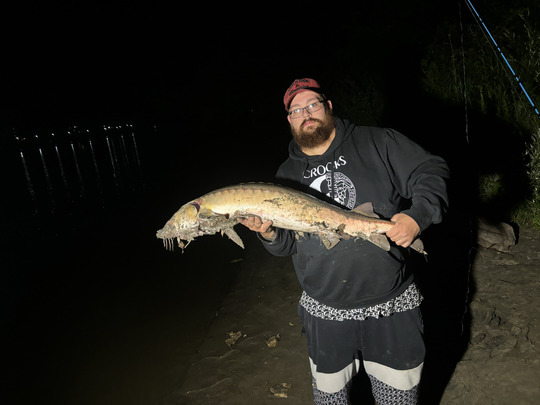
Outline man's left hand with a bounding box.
[385,213,420,248]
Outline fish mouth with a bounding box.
[156,222,199,252]
[156,224,177,251]
[156,229,184,251]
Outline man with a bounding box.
[239,78,449,404]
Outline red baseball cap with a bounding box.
[283,78,323,110]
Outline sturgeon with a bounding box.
[156,183,425,254]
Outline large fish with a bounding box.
[156,183,426,254]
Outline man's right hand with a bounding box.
[237,216,276,241]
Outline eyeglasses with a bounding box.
[288,100,327,119]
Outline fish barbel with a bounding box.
[156,183,425,254]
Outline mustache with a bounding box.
[300,117,323,129]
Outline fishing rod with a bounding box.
[464,0,540,119]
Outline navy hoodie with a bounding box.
[260,118,449,309]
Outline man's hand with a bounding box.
[385,213,420,248]
[237,216,276,241]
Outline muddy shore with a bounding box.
[170,226,540,404]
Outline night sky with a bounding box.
[1,1,458,130]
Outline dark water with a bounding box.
[2,123,274,404]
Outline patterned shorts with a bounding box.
[298,283,425,405]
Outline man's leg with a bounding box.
[298,306,360,404]
[361,307,425,405]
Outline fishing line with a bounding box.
[464,0,540,120]
[458,0,474,338]
[458,0,469,144]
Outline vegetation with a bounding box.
[421,1,540,228]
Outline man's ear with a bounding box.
[327,100,333,110]
[287,114,291,125]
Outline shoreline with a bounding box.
[170,227,540,404]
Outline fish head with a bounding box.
[156,201,201,250]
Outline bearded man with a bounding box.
[239,78,449,404]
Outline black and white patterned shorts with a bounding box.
[298,283,425,405]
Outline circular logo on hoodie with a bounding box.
[309,172,356,209]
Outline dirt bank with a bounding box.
[169,226,539,404]
[440,226,540,404]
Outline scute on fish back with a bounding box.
[156,183,426,254]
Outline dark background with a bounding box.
[0,1,520,403]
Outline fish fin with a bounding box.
[352,202,380,218]
[410,238,427,255]
[320,233,341,249]
[367,233,391,251]
[223,228,245,249]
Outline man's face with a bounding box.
[287,90,335,150]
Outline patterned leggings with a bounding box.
[312,375,420,405]
[312,378,351,405]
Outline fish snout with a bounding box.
[156,221,177,239]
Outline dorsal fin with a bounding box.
[352,202,380,218]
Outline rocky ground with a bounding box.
[167,226,539,404]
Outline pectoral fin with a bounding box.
[223,228,245,249]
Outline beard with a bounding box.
[290,110,336,149]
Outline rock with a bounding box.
[265,333,281,348]
[270,382,291,398]
[225,331,244,348]
[476,217,516,252]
